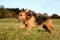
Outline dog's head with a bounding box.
[18,8,32,22]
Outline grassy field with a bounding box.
[0,18,60,40]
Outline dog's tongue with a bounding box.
[18,19,22,22]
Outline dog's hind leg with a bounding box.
[43,19,54,32]
[42,24,51,32]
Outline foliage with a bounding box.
[0,7,60,19]
[51,14,60,19]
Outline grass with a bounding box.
[0,18,60,40]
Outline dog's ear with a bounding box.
[25,8,32,16]
[25,8,28,12]
[26,12,32,19]
[21,8,25,12]
[26,12,32,16]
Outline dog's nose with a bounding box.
[18,19,21,22]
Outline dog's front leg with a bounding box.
[27,26,32,32]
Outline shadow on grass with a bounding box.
[37,29,51,33]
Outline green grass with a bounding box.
[0,18,60,40]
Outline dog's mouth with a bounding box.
[18,18,23,22]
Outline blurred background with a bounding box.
[0,0,60,19]
[0,5,60,19]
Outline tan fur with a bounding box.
[43,19,54,32]
[18,9,54,32]
[24,16,38,31]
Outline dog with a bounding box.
[17,8,54,32]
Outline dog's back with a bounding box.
[32,12,48,25]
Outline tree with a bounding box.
[0,5,4,9]
[51,13,59,19]
[43,13,48,17]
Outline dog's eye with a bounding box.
[20,15,22,16]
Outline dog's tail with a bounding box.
[43,19,54,32]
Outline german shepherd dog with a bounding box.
[17,9,54,32]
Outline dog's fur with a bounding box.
[17,9,54,32]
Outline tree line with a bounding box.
[0,5,60,19]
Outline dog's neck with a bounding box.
[24,16,32,22]
[23,16,35,23]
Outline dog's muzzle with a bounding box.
[18,18,23,22]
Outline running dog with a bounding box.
[17,9,54,32]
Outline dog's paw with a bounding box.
[18,25,25,29]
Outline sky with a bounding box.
[0,0,60,16]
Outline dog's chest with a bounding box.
[24,16,37,27]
